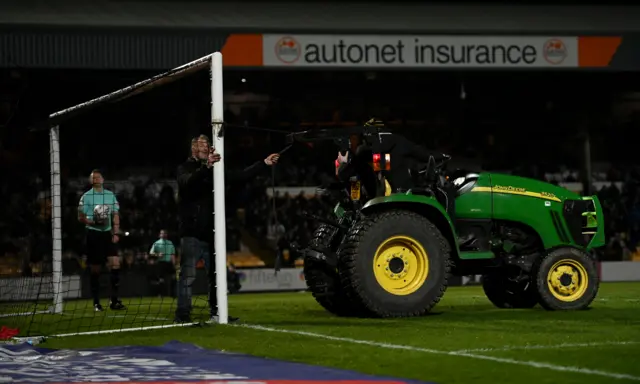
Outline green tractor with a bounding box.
[289,124,605,318]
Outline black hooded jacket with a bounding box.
[376,132,441,191]
[337,133,442,194]
[177,157,267,242]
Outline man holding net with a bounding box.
[78,169,126,312]
[175,134,280,323]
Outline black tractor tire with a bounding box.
[303,224,367,317]
[533,247,599,311]
[338,210,452,318]
[481,272,538,309]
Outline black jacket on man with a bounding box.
[177,157,267,242]
[377,132,442,191]
[337,133,442,194]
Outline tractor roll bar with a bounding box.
[286,125,388,166]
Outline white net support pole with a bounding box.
[211,52,228,324]
[49,125,64,314]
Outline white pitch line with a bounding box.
[0,310,49,318]
[453,341,640,353]
[233,324,640,381]
[107,315,169,321]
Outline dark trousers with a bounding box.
[175,237,216,316]
[153,261,175,297]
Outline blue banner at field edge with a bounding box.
[0,340,435,384]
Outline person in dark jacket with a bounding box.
[335,119,446,195]
[334,133,385,201]
[174,135,280,323]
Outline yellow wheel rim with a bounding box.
[546,259,589,302]
[373,235,429,296]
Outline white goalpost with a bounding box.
[10,52,229,337]
[211,52,229,324]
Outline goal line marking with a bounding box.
[453,341,640,353]
[0,310,50,318]
[233,324,640,381]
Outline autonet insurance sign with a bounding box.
[262,35,578,68]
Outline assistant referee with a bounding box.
[78,169,126,312]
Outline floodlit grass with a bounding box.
[13,283,640,384]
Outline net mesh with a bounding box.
[0,118,53,337]
[0,54,228,338]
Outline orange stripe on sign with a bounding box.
[578,37,622,67]
[220,34,263,67]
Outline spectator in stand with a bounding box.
[148,229,177,297]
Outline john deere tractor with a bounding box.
[290,123,605,318]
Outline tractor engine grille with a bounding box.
[562,199,597,247]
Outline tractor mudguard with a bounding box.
[361,194,461,259]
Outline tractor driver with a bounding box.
[371,124,444,192]
[335,132,391,200]
[335,119,469,246]
[337,119,448,194]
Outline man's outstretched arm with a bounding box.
[225,153,280,184]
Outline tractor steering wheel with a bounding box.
[424,156,438,184]
[417,154,451,175]
[416,154,452,188]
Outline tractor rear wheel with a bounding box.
[303,224,366,316]
[533,247,599,311]
[338,210,451,318]
[481,272,538,309]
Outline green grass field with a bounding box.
[13,282,640,384]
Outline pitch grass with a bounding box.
[31,283,640,384]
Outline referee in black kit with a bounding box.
[78,169,126,312]
[174,134,280,323]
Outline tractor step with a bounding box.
[301,212,349,231]
[305,246,338,269]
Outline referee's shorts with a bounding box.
[158,261,175,276]
[86,229,117,265]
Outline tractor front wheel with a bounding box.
[338,210,451,318]
[303,224,367,317]
[533,247,599,311]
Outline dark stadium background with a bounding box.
[2,3,640,384]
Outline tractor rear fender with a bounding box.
[361,195,461,260]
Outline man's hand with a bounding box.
[264,153,280,166]
[337,151,349,164]
[112,234,119,244]
[78,212,95,226]
[208,150,221,168]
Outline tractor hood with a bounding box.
[487,173,581,202]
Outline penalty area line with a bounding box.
[233,324,640,381]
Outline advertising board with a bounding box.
[263,35,580,68]
[236,268,307,292]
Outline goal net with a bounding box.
[0,52,231,340]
